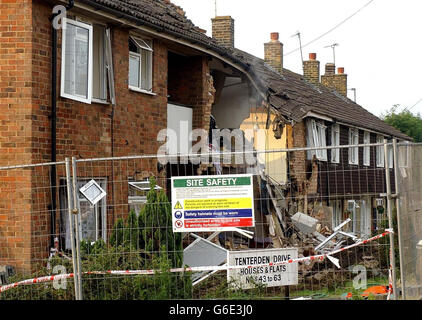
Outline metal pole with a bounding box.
[72,157,83,300]
[65,158,79,300]
[384,139,398,299]
[393,139,406,299]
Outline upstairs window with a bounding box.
[376,135,385,167]
[307,119,327,161]
[331,124,340,164]
[348,128,359,165]
[363,131,370,166]
[129,36,153,93]
[61,18,115,104]
[61,18,92,103]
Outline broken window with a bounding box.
[307,119,327,161]
[376,135,385,167]
[363,131,370,166]
[348,128,359,165]
[128,36,153,92]
[61,18,115,104]
[331,124,340,164]
[331,200,343,229]
[128,180,162,216]
[348,199,371,238]
[59,178,107,249]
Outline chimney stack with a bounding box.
[264,32,283,75]
[303,53,320,86]
[321,64,348,97]
[212,16,235,48]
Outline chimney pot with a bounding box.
[338,67,345,74]
[270,32,279,41]
[309,53,317,60]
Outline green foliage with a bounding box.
[1,178,191,300]
[382,106,422,142]
[378,208,400,278]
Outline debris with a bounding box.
[291,212,318,235]
[184,234,228,285]
[327,255,341,269]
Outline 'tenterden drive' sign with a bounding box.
[227,248,298,289]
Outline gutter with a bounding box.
[49,0,75,249]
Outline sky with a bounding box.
[171,0,422,117]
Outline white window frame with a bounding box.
[363,131,370,166]
[331,124,340,164]
[92,25,108,103]
[307,119,327,161]
[128,35,153,93]
[61,18,115,105]
[331,200,343,229]
[376,135,385,168]
[77,179,107,243]
[61,18,93,104]
[348,128,359,165]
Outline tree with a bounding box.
[382,106,422,142]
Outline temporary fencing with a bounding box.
[0,141,407,300]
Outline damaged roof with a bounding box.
[232,49,411,140]
[79,0,249,68]
[79,0,410,140]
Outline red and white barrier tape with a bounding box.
[0,229,393,294]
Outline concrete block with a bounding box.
[291,212,319,235]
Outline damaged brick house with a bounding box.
[208,18,411,241]
[0,0,290,273]
[0,0,410,274]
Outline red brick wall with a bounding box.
[0,0,213,274]
[168,54,214,132]
[0,0,33,274]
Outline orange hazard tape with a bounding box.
[0,229,393,294]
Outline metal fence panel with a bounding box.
[397,144,422,300]
[0,144,398,300]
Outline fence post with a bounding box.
[393,139,406,299]
[71,157,83,300]
[384,139,397,299]
[65,157,79,300]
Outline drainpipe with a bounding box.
[49,0,74,249]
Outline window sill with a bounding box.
[129,86,156,96]
[91,98,110,105]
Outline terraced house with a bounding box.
[0,0,410,273]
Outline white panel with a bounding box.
[167,104,193,155]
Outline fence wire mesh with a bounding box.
[397,143,422,300]
[0,143,403,300]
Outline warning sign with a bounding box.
[227,248,298,289]
[174,201,183,210]
[171,174,255,232]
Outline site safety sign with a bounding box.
[227,248,298,289]
[171,174,255,232]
